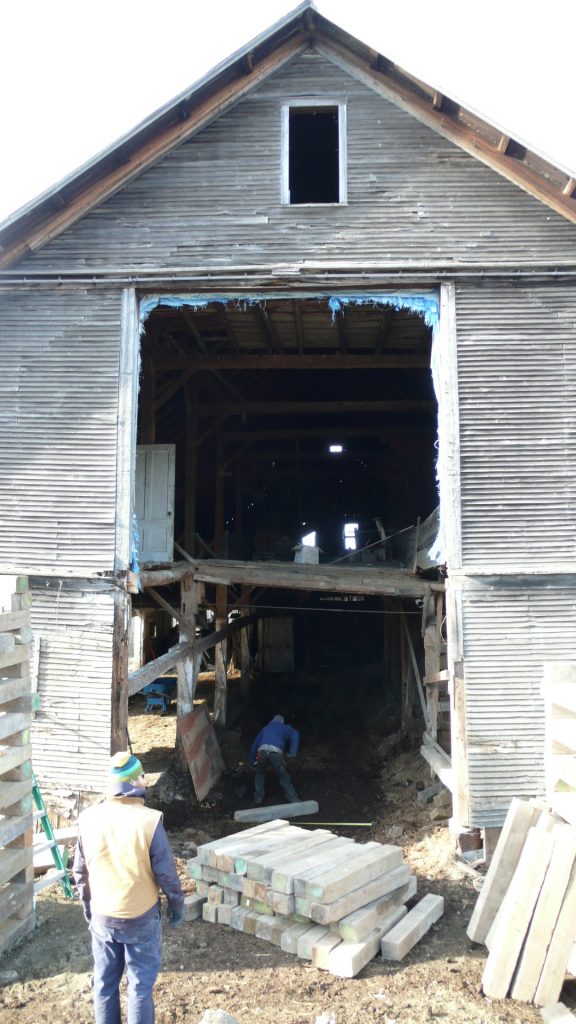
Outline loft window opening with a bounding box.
[343,522,358,551]
[282,102,347,205]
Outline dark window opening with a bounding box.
[288,106,340,204]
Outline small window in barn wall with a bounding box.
[281,102,347,205]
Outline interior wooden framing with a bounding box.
[130,293,450,777]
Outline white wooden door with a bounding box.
[135,444,175,564]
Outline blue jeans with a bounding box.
[254,750,298,802]
[90,908,162,1024]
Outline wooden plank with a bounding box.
[0,881,33,922]
[280,922,316,954]
[156,354,431,370]
[195,819,289,865]
[541,1004,576,1023]
[381,894,444,960]
[234,800,319,823]
[511,824,576,1002]
[0,610,29,633]
[307,845,403,903]
[534,859,576,1006]
[0,677,31,705]
[327,910,407,978]
[338,876,417,943]
[271,837,355,894]
[482,828,556,999]
[177,706,225,802]
[311,931,343,969]
[127,642,195,696]
[0,812,33,847]
[467,797,542,944]
[0,778,33,812]
[0,644,31,671]
[310,864,412,926]
[297,925,331,960]
[293,843,364,897]
[246,832,336,884]
[0,847,33,887]
[0,743,31,775]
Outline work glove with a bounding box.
[82,902,92,924]
[168,905,185,928]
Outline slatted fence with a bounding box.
[0,576,35,956]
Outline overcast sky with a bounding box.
[2,0,575,224]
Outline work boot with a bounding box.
[254,795,263,805]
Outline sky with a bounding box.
[2,0,576,225]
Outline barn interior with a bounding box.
[130,295,448,808]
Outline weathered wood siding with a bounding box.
[0,289,123,576]
[456,577,576,827]
[22,52,576,273]
[30,584,114,790]
[456,282,576,571]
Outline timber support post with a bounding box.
[213,584,228,729]
[112,588,130,753]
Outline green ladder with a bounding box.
[32,775,76,900]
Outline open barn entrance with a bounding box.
[129,294,448,811]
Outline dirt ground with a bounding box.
[2,688,575,1024]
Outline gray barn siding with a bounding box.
[458,578,576,826]
[455,282,576,571]
[30,585,114,790]
[0,288,123,576]
[23,52,576,273]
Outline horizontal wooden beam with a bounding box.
[198,400,436,417]
[223,427,413,442]
[155,354,430,370]
[191,558,440,597]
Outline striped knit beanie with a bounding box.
[109,751,143,782]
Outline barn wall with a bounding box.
[21,52,576,273]
[0,288,123,576]
[456,281,576,572]
[451,281,576,826]
[30,583,115,790]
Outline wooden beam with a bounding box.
[128,642,195,695]
[112,590,131,746]
[198,400,435,417]
[155,353,429,370]
[256,306,282,353]
[184,380,199,554]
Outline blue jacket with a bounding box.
[249,720,300,764]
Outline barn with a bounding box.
[1,1,576,838]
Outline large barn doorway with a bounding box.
[130,294,447,813]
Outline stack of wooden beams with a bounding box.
[467,797,576,1006]
[186,819,444,977]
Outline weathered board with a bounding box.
[178,706,225,802]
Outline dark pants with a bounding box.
[90,909,162,1024]
[254,750,298,803]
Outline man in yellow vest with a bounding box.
[73,751,184,1024]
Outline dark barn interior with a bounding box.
[131,296,448,798]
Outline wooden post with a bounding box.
[240,593,253,701]
[184,380,198,555]
[214,437,226,558]
[177,577,201,719]
[400,620,413,733]
[139,353,156,444]
[213,585,228,728]
[111,589,130,753]
[235,458,244,551]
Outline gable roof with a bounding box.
[1,0,575,270]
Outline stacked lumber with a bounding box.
[467,797,576,1006]
[186,819,444,977]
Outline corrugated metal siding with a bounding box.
[460,579,576,826]
[30,585,114,791]
[0,289,122,575]
[24,53,576,273]
[456,282,576,570]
